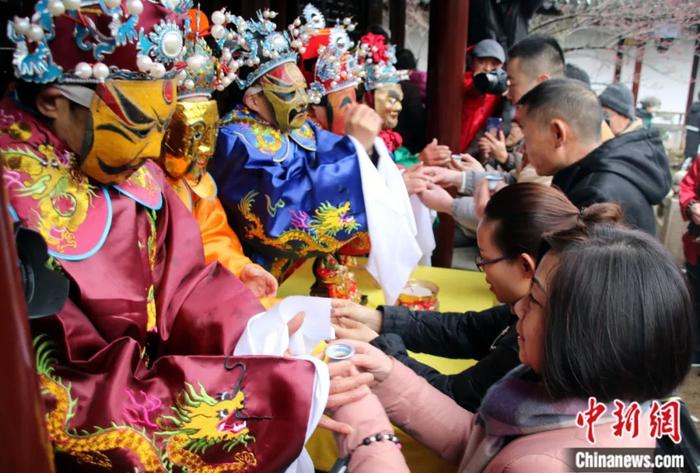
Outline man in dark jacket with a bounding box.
[517,79,671,235]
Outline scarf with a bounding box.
[379,129,403,152]
[461,365,614,472]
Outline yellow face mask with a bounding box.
[80,79,176,185]
[260,62,309,132]
[161,98,219,183]
[373,84,403,130]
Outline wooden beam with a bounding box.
[685,28,700,124]
[366,0,383,28]
[613,38,625,83]
[426,0,469,268]
[631,41,645,104]
[389,0,406,49]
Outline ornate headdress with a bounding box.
[7,0,193,84]
[298,4,362,104]
[206,7,308,91]
[174,9,229,98]
[359,33,408,91]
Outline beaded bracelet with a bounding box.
[352,432,402,453]
[328,432,402,473]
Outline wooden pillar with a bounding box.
[685,29,700,123]
[389,0,406,49]
[613,38,625,82]
[0,165,54,473]
[426,0,469,268]
[366,0,383,28]
[631,41,645,104]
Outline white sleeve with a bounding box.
[350,136,422,305]
[234,296,332,473]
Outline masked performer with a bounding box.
[159,10,277,300]
[357,31,437,263]
[2,2,324,471]
[211,7,420,304]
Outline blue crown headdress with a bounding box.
[7,0,192,84]
[173,10,234,98]
[303,7,362,104]
[207,8,307,90]
[359,33,409,91]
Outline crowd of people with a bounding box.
[2,1,697,472]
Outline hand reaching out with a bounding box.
[331,299,383,333]
[240,264,278,298]
[419,138,451,166]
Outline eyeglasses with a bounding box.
[474,254,510,272]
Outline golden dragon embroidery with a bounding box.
[34,337,258,473]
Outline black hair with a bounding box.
[395,49,417,70]
[13,81,88,115]
[517,78,603,144]
[508,34,565,79]
[484,183,621,261]
[540,224,694,402]
[564,63,591,87]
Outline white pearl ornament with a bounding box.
[126,0,143,15]
[150,63,166,78]
[211,24,225,40]
[14,17,30,35]
[48,1,66,16]
[211,10,226,26]
[62,0,81,10]
[92,62,110,81]
[75,62,93,79]
[161,31,183,58]
[28,25,45,42]
[104,0,121,9]
[136,55,153,72]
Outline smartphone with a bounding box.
[486,117,503,134]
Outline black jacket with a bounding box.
[370,304,519,412]
[552,128,671,235]
[685,101,700,160]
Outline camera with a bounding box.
[473,68,508,95]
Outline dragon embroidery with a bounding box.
[239,190,360,256]
[34,337,258,473]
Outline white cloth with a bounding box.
[410,194,436,266]
[351,137,422,304]
[234,296,333,473]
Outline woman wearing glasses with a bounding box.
[328,223,693,473]
[331,183,620,411]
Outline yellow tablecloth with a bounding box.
[278,260,496,473]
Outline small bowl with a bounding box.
[397,279,439,311]
[326,343,355,363]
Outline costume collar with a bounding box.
[220,106,316,161]
[0,97,162,261]
[165,171,218,212]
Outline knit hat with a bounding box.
[472,39,506,64]
[599,83,636,120]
